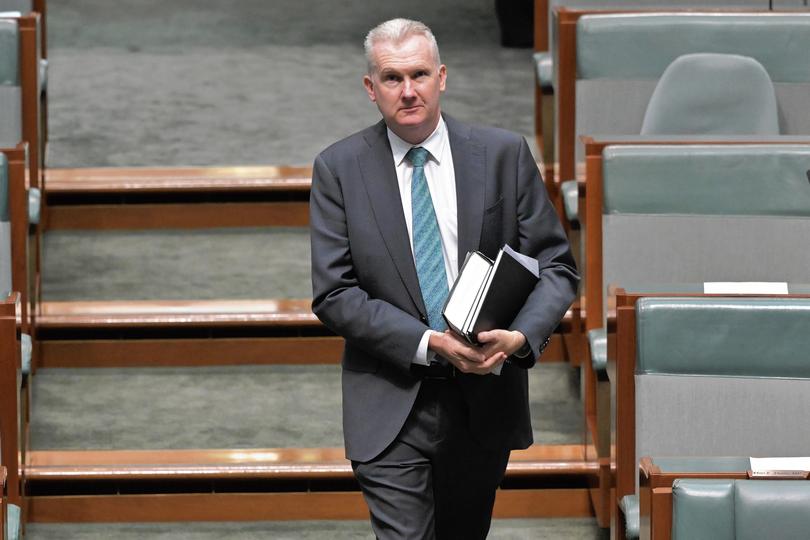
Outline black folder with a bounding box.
[442,245,539,344]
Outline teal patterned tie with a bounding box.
[407,146,449,332]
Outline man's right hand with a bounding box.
[427,331,506,375]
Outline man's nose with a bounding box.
[402,78,415,98]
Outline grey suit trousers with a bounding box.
[352,377,511,540]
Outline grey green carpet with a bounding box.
[26,518,608,540]
[42,228,312,301]
[30,363,582,450]
[46,0,536,168]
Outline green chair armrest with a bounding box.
[561,179,578,223]
[21,331,31,375]
[28,186,39,225]
[588,328,607,375]
[533,51,553,91]
[619,494,640,540]
[6,502,21,540]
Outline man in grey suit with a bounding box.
[310,18,578,539]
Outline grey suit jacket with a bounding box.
[310,114,578,463]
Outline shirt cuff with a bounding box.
[513,338,532,358]
[411,330,435,366]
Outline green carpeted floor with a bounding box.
[26,518,609,540]
[30,363,582,450]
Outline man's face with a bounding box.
[364,35,447,144]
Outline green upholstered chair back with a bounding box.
[0,1,33,12]
[640,53,779,136]
[672,479,810,540]
[633,297,810,491]
[0,153,11,295]
[0,18,21,147]
[571,13,810,163]
[601,144,810,310]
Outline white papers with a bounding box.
[749,457,810,472]
[443,252,492,334]
[703,282,788,295]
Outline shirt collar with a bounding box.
[387,117,448,167]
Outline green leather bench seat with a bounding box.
[622,299,810,539]
[636,297,810,378]
[571,14,810,165]
[601,145,810,306]
[602,145,810,216]
[673,479,810,540]
[543,2,784,93]
[577,14,810,81]
[634,297,810,479]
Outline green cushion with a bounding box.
[577,14,810,82]
[6,502,20,540]
[636,297,810,377]
[673,479,810,540]
[602,144,810,216]
[736,481,810,540]
[640,53,778,136]
[534,51,553,90]
[672,479,735,540]
[0,153,7,220]
[619,494,640,539]
[0,1,33,12]
[561,179,579,222]
[28,185,39,225]
[588,328,607,374]
[0,19,18,86]
[21,331,30,375]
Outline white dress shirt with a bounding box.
[386,118,457,365]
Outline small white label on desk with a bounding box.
[750,457,810,471]
[704,282,788,294]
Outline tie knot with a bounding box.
[406,146,429,168]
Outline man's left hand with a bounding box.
[477,330,527,365]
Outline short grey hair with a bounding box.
[364,18,441,74]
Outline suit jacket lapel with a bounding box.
[446,115,486,268]
[358,121,426,315]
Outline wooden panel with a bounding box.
[37,299,321,329]
[45,201,309,230]
[27,488,593,522]
[38,336,344,368]
[0,295,22,505]
[27,492,370,522]
[45,166,312,194]
[27,444,595,482]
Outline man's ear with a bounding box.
[363,75,377,103]
[438,64,447,92]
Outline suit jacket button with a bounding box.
[420,315,427,323]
